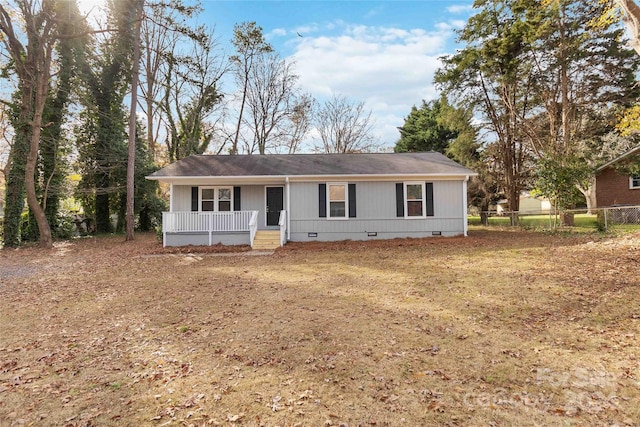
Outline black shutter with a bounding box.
[191,187,198,211]
[395,183,404,217]
[233,186,241,211]
[426,182,434,216]
[348,183,356,218]
[319,183,327,218]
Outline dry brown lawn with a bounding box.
[1,230,639,426]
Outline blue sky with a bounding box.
[194,0,475,149]
[74,0,475,150]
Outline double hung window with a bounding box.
[396,182,434,218]
[405,183,425,217]
[328,183,347,219]
[200,187,232,212]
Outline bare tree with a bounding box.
[284,93,313,154]
[230,21,272,155]
[315,94,378,153]
[243,53,301,154]
[162,30,227,162]
[138,1,205,160]
[139,4,174,159]
[125,0,144,241]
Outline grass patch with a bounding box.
[469,213,600,228]
[1,231,639,425]
[469,214,640,233]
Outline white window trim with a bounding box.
[630,176,640,190]
[327,182,349,220]
[404,181,426,219]
[199,186,234,212]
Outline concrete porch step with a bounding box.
[252,230,282,250]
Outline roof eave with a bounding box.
[146,172,478,183]
[596,145,640,172]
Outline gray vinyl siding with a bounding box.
[173,185,192,211]
[171,185,277,231]
[433,181,464,217]
[164,232,250,247]
[240,185,274,230]
[288,180,465,242]
[170,180,467,245]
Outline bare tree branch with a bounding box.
[315,94,378,153]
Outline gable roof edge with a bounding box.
[596,145,640,172]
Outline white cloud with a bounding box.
[268,28,287,38]
[435,19,467,32]
[292,24,320,36]
[446,4,474,14]
[289,23,453,147]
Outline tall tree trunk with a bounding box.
[577,176,597,213]
[559,3,571,155]
[232,73,250,155]
[146,81,155,159]
[480,199,490,226]
[0,3,56,247]
[126,0,144,241]
[25,54,54,248]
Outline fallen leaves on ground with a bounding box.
[1,230,639,426]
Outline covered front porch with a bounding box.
[161,210,287,249]
[157,179,291,248]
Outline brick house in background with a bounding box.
[595,146,640,207]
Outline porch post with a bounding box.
[162,212,167,247]
[208,213,213,246]
[169,183,174,212]
[463,176,469,237]
[286,176,291,241]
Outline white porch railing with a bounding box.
[278,210,287,246]
[249,210,258,246]
[162,211,259,246]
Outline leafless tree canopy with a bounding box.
[161,30,228,162]
[243,53,310,154]
[284,93,313,154]
[230,21,273,155]
[315,94,378,154]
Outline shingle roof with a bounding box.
[596,145,640,172]
[148,152,475,179]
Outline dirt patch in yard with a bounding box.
[1,230,639,426]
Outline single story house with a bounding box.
[147,152,477,248]
[495,191,553,215]
[595,145,640,208]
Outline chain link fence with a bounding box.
[469,205,640,232]
[598,205,640,231]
